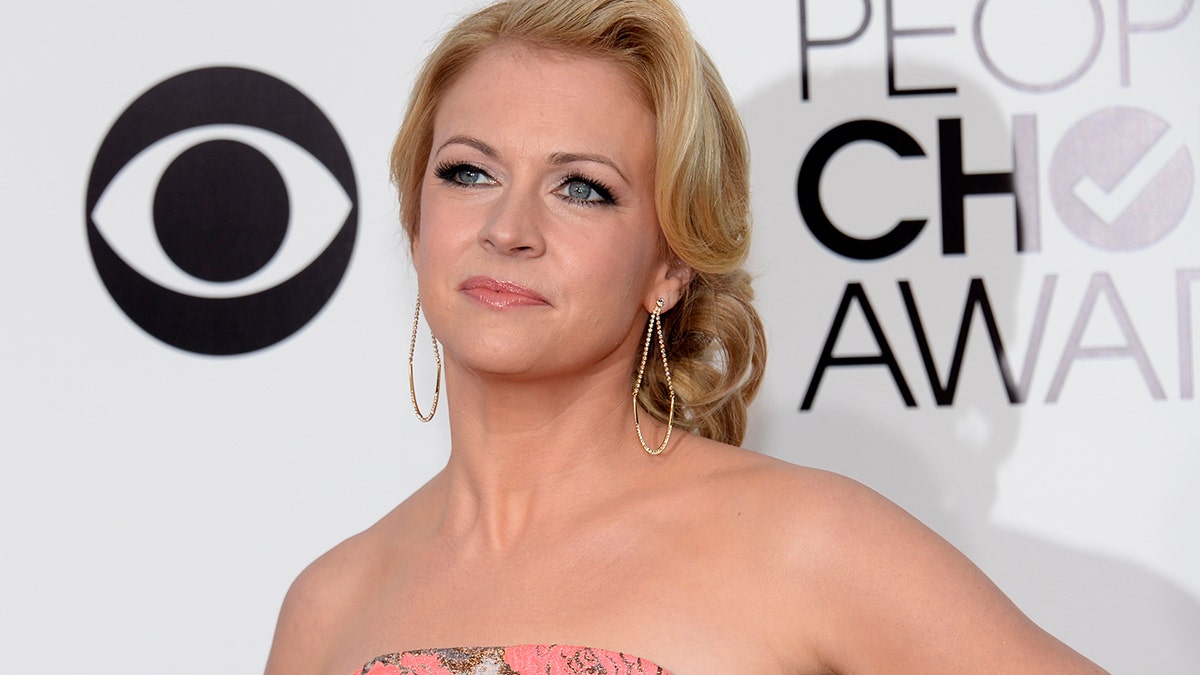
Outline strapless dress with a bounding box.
[356,644,670,674]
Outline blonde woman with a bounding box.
[265,0,1107,673]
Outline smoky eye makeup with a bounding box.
[433,161,495,186]
[431,156,623,207]
[556,173,619,206]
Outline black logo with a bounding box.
[85,66,357,355]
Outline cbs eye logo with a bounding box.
[85,66,357,355]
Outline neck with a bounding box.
[427,353,673,550]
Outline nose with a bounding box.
[477,185,547,257]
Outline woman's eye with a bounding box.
[455,167,488,184]
[558,178,614,205]
[435,163,494,186]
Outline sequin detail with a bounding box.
[358,644,670,675]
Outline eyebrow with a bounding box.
[437,135,497,158]
[435,135,628,183]
[548,151,627,183]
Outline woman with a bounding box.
[266,0,1107,673]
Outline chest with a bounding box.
[333,531,810,675]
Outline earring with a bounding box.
[632,298,675,455]
[408,293,441,422]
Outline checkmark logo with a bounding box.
[1073,131,1188,225]
[1050,107,1193,252]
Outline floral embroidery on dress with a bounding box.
[362,650,456,675]
[359,644,669,675]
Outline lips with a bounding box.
[458,276,550,308]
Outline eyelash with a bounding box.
[433,161,619,207]
[558,173,618,207]
[434,161,492,186]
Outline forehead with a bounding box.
[432,43,654,158]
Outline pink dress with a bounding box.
[355,644,670,674]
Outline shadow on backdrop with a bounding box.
[739,64,1200,674]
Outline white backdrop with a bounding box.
[2,1,1197,673]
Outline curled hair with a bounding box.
[391,0,765,445]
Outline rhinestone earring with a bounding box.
[408,294,441,422]
[632,298,675,455]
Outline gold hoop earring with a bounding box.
[632,298,675,455]
[408,294,441,422]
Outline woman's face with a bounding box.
[414,44,672,379]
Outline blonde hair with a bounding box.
[391,0,765,445]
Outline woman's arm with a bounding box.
[777,470,1108,674]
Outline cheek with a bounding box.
[413,196,468,274]
[570,234,661,306]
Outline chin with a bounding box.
[447,340,545,377]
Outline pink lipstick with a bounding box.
[459,277,550,309]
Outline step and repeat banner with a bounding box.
[2,1,1196,672]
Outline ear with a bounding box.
[644,259,694,314]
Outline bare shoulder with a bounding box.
[264,495,423,675]
[264,528,375,674]
[675,438,1107,673]
[668,437,901,575]
[672,435,872,527]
